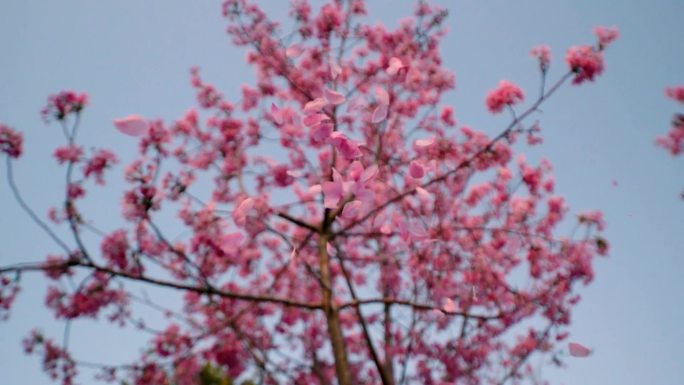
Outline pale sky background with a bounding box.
[1,1,683,384]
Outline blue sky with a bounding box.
[1,1,683,384]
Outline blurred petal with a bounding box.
[114,115,148,136]
[568,342,592,357]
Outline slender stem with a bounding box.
[0,260,322,310]
[5,158,71,253]
[336,245,392,385]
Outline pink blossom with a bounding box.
[101,230,130,270]
[386,57,405,76]
[233,197,255,226]
[328,132,361,160]
[220,232,244,254]
[310,122,333,143]
[304,97,327,113]
[271,164,294,187]
[113,115,149,137]
[656,115,684,155]
[322,168,349,209]
[67,183,85,200]
[530,45,551,71]
[0,124,23,158]
[486,80,525,114]
[578,210,606,231]
[0,275,20,319]
[83,149,118,185]
[409,160,425,179]
[594,26,619,49]
[666,86,684,104]
[41,90,88,122]
[440,106,456,127]
[53,145,84,164]
[122,185,159,221]
[303,113,330,128]
[565,46,604,84]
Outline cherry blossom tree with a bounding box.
[0,1,618,384]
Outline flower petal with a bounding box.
[386,57,405,76]
[114,115,149,137]
[375,86,390,106]
[568,342,592,357]
[286,44,304,58]
[371,105,388,124]
[304,97,327,113]
[324,88,346,105]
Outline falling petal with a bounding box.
[308,184,322,195]
[371,105,388,124]
[304,97,327,113]
[361,164,378,183]
[113,115,149,137]
[442,298,457,313]
[324,88,346,105]
[310,123,333,143]
[303,113,330,128]
[415,137,435,149]
[386,57,405,76]
[375,86,390,106]
[330,62,342,79]
[409,160,425,179]
[232,197,255,227]
[271,103,284,125]
[346,96,365,113]
[415,186,431,202]
[568,342,592,357]
[286,44,304,58]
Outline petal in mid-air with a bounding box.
[113,115,149,137]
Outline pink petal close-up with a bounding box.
[324,88,346,105]
[568,342,592,357]
[113,115,149,136]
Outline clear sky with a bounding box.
[1,1,683,384]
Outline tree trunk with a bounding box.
[318,234,352,385]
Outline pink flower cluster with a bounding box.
[486,80,525,114]
[565,45,604,84]
[666,86,684,104]
[101,229,134,272]
[41,90,88,122]
[0,275,20,320]
[657,86,684,155]
[84,149,118,185]
[53,145,84,164]
[23,331,77,385]
[0,124,23,158]
[45,273,128,319]
[530,45,551,71]
[594,26,619,49]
